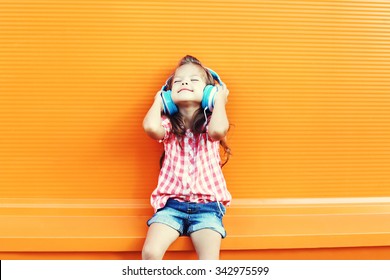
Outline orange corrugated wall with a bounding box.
[1,0,390,202]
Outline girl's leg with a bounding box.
[142,223,180,260]
[190,229,222,260]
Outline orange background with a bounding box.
[2,0,390,201]
[1,0,390,259]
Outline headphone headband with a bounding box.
[206,67,224,86]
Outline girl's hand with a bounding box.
[143,90,165,140]
[208,83,229,140]
[154,90,164,112]
[215,84,229,105]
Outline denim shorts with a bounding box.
[147,199,227,238]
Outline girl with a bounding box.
[142,55,232,260]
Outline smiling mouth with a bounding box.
[178,88,193,93]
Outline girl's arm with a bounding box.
[143,92,165,140]
[208,85,229,141]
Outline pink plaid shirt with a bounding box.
[150,116,232,211]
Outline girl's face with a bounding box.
[171,63,207,107]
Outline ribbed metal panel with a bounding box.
[1,0,390,199]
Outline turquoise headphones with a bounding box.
[160,68,224,115]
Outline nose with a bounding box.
[181,81,188,85]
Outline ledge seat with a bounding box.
[1,197,390,257]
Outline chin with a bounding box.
[174,100,202,107]
[173,96,202,104]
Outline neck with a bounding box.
[179,106,199,129]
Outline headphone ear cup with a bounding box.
[202,85,217,111]
[160,90,178,115]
